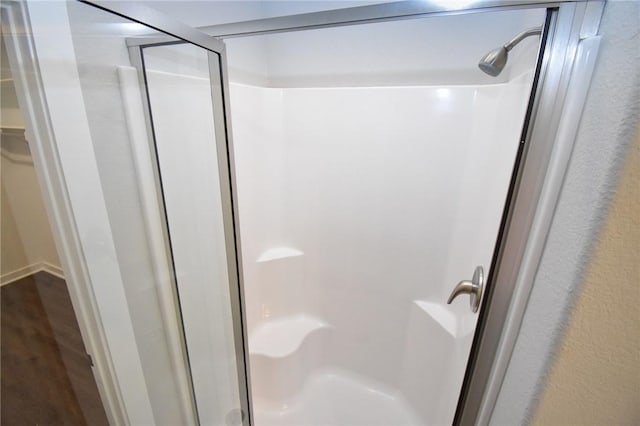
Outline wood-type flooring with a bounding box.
[1,272,109,425]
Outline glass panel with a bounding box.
[141,43,242,425]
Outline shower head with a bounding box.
[478,26,542,77]
[478,46,508,77]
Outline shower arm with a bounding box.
[504,26,542,52]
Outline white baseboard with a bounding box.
[41,261,65,279]
[1,261,65,286]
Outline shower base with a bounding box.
[253,368,422,426]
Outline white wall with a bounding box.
[231,74,535,424]
[491,1,640,424]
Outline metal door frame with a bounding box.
[83,1,605,425]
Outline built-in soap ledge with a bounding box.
[249,315,330,358]
[413,300,475,339]
[256,247,303,263]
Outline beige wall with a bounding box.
[1,35,24,129]
[532,130,640,424]
[1,135,62,279]
[1,35,62,281]
[1,181,30,274]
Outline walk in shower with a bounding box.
[4,0,601,425]
[223,9,543,425]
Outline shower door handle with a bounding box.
[447,266,484,313]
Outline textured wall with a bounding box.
[532,120,640,425]
[491,1,640,424]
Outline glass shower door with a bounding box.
[137,42,247,426]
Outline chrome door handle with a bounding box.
[447,266,484,313]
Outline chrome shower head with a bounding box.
[478,46,508,77]
[478,26,542,77]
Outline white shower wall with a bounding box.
[231,72,534,424]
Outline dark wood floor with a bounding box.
[1,272,109,426]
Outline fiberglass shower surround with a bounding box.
[222,9,544,426]
[231,73,534,426]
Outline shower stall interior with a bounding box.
[221,11,543,425]
[123,8,543,423]
[3,1,602,425]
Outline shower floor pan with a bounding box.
[249,315,422,425]
[253,368,422,426]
